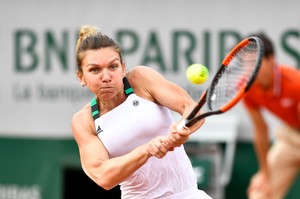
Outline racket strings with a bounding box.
[208,41,260,111]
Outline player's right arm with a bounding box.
[71,106,169,190]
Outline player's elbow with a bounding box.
[94,177,116,190]
[98,180,113,190]
[83,168,117,190]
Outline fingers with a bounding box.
[147,136,170,159]
[147,122,192,159]
[247,172,273,199]
[161,137,174,151]
[167,123,191,148]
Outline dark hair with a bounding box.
[250,32,275,58]
[75,25,123,72]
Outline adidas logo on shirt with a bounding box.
[96,126,103,134]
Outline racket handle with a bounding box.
[177,120,187,130]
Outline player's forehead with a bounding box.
[82,48,120,66]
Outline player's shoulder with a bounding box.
[127,66,162,83]
[129,65,159,75]
[126,66,163,101]
[72,103,92,126]
[72,103,97,140]
[72,102,96,136]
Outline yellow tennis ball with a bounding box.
[186,64,209,84]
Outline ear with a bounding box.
[76,70,87,87]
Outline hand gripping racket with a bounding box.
[179,36,264,128]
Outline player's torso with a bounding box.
[96,94,173,157]
[94,93,197,198]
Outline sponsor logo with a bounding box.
[132,100,139,107]
[96,126,103,134]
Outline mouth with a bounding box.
[100,86,112,90]
[100,86,114,92]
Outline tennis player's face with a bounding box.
[79,48,125,100]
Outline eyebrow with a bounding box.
[87,58,120,67]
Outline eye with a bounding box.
[109,64,119,70]
[89,67,100,73]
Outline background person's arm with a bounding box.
[245,105,272,196]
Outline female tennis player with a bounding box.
[71,25,212,199]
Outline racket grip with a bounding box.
[177,120,187,130]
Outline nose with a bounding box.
[101,68,112,82]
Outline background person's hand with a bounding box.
[248,171,272,199]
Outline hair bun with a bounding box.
[79,25,101,40]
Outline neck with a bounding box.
[98,92,127,115]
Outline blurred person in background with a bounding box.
[243,32,300,199]
[71,25,212,199]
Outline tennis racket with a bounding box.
[179,36,264,128]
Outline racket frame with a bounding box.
[183,36,264,128]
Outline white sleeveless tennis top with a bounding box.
[90,78,211,199]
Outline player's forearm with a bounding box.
[89,144,151,190]
[79,142,145,190]
[88,136,170,190]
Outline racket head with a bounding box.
[206,36,264,112]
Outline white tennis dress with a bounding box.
[90,78,212,199]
